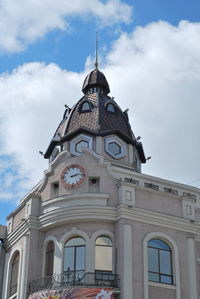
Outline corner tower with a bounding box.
[44,67,146,172]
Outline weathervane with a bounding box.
[95,32,98,69]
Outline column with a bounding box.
[20,234,29,299]
[123,224,133,299]
[187,237,198,299]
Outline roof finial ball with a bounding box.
[95,32,99,69]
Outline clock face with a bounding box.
[61,164,86,189]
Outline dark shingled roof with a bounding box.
[82,68,110,95]
[62,92,135,145]
[44,68,146,163]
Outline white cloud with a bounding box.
[1,20,200,204]
[105,20,200,186]
[0,0,132,53]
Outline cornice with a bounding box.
[5,204,200,248]
[117,204,200,236]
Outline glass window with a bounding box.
[95,236,112,272]
[107,103,115,112]
[108,142,121,156]
[148,238,173,285]
[45,241,54,276]
[75,140,89,153]
[64,237,85,272]
[10,252,20,296]
[81,101,90,111]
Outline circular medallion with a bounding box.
[61,164,86,189]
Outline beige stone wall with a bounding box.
[13,205,26,230]
[149,286,176,299]
[135,188,183,217]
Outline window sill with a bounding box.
[149,281,176,289]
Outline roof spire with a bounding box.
[95,32,98,69]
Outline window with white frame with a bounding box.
[9,251,20,297]
[70,134,93,156]
[105,136,126,159]
[148,239,173,284]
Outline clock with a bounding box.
[61,164,86,189]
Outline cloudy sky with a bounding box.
[0,0,200,224]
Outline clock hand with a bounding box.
[70,173,80,178]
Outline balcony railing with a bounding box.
[29,271,120,294]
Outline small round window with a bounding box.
[107,103,115,113]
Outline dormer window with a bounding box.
[81,101,91,112]
[105,102,115,113]
[107,103,115,112]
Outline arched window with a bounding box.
[45,241,54,276]
[107,103,115,113]
[148,239,173,284]
[9,251,20,296]
[81,101,90,112]
[95,236,112,273]
[64,237,85,274]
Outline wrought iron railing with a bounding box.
[29,271,119,294]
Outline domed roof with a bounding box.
[82,68,110,94]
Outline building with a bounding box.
[0,65,200,299]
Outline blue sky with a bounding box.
[1,0,200,224]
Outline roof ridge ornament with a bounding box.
[95,32,98,69]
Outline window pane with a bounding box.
[65,237,85,247]
[160,250,172,275]
[82,102,90,111]
[148,239,170,250]
[45,242,54,276]
[107,104,115,112]
[76,246,85,270]
[161,275,172,284]
[10,252,20,296]
[108,142,121,155]
[95,246,112,271]
[148,247,159,272]
[96,236,112,246]
[64,247,74,271]
[76,140,89,153]
[148,272,159,282]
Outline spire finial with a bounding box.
[95,32,98,69]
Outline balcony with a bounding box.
[29,270,120,295]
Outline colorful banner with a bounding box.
[28,288,117,299]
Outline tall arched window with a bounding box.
[64,237,85,274]
[9,251,20,296]
[95,236,112,273]
[148,239,173,284]
[45,241,54,276]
